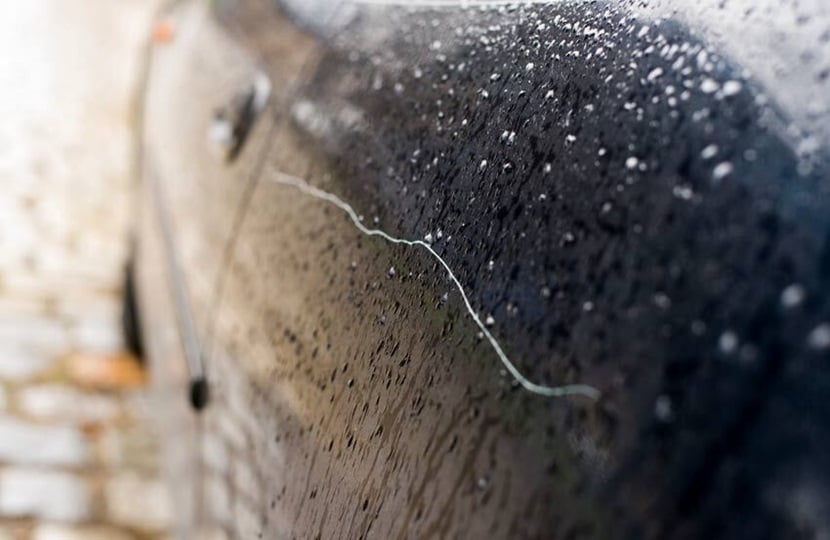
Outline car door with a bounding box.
[206,3,607,539]
[204,1,830,539]
[139,0,318,536]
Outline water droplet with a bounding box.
[654,395,673,422]
[371,74,383,91]
[565,134,577,144]
[807,323,830,350]
[387,267,396,278]
[691,320,707,336]
[700,78,719,94]
[543,162,552,173]
[672,185,694,200]
[701,144,718,160]
[780,284,806,308]
[540,286,552,298]
[490,72,501,81]
[712,161,734,181]
[484,315,495,326]
[647,67,663,81]
[719,330,739,354]
[722,80,742,96]
[479,159,488,170]
[424,232,434,243]
[582,301,594,312]
[525,62,535,71]
[544,89,555,99]
[653,292,671,309]
[625,156,639,169]
[413,67,423,79]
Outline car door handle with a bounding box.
[210,72,271,162]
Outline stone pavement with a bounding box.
[0,0,171,538]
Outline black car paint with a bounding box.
[142,0,830,537]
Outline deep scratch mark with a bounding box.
[267,169,601,400]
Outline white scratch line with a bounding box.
[267,169,601,400]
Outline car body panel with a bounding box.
[143,0,276,336]
[140,2,281,536]
[138,0,830,538]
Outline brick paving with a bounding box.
[0,0,170,538]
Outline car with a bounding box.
[131,0,830,537]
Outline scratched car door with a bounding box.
[140,0,317,535]
[205,3,606,539]
[205,0,830,538]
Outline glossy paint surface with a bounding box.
[141,0,830,538]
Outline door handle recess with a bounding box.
[209,72,271,162]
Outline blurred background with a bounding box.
[0,0,171,537]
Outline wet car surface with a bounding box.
[137,0,830,538]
